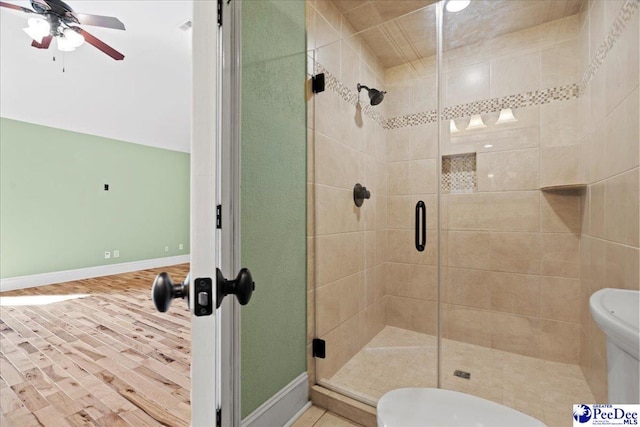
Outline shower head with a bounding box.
[357,83,386,106]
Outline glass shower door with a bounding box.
[308,1,440,405]
[438,0,597,425]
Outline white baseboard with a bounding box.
[0,255,190,292]
[284,401,312,427]
[242,373,309,427]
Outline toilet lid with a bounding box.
[377,388,546,427]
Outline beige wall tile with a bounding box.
[443,267,492,309]
[490,51,541,98]
[588,126,607,183]
[341,42,361,93]
[540,276,581,322]
[338,272,365,324]
[386,295,412,330]
[365,264,386,306]
[387,194,437,230]
[316,185,362,235]
[541,233,580,278]
[446,231,491,270]
[447,192,540,231]
[604,168,639,246]
[541,190,582,234]
[489,271,540,317]
[541,39,580,88]
[540,145,581,187]
[316,280,341,336]
[604,11,639,116]
[539,319,580,364]
[387,229,437,265]
[317,39,342,79]
[589,181,606,239]
[477,149,540,191]
[315,91,345,143]
[316,232,364,286]
[315,132,363,189]
[491,313,540,358]
[540,99,579,147]
[605,242,640,291]
[442,304,492,348]
[387,262,437,301]
[604,90,639,178]
[445,61,490,106]
[590,345,609,403]
[490,232,541,274]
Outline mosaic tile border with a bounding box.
[580,0,639,93]
[385,84,579,129]
[314,0,637,131]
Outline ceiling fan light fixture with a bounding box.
[63,27,85,48]
[23,17,50,43]
[56,35,76,52]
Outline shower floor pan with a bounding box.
[321,326,594,427]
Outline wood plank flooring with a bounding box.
[0,264,191,427]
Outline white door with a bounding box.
[151,2,223,426]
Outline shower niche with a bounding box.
[441,153,477,193]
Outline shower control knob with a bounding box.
[151,272,190,312]
[353,183,371,207]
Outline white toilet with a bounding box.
[377,388,545,427]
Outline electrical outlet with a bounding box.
[104,251,111,259]
[164,246,169,252]
[179,243,184,250]
[113,250,120,258]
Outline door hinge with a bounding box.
[217,0,222,26]
[312,338,326,359]
[312,73,325,93]
[216,205,222,229]
[216,408,222,427]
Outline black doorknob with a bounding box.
[216,268,255,309]
[151,272,189,312]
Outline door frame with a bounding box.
[219,0,243,425]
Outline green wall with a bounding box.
[0,118,190,278]
[240,0,307,418]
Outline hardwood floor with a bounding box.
[0,264,191,427]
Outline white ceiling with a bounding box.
[0,1,193,153]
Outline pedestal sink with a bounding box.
[589,288,640,403]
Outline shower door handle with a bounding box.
[415,201,426,252]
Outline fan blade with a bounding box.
[31,34,52,49]
[0,1,35,13]
[72,13,125,30]
[78,28,124,60]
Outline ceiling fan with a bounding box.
[0,0,125,60]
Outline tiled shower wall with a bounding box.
[307,0,389,380]
[578,0,639,403]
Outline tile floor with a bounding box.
[293,405,361,427]
[320,326,595,427]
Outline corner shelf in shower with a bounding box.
[539,183,587,191]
